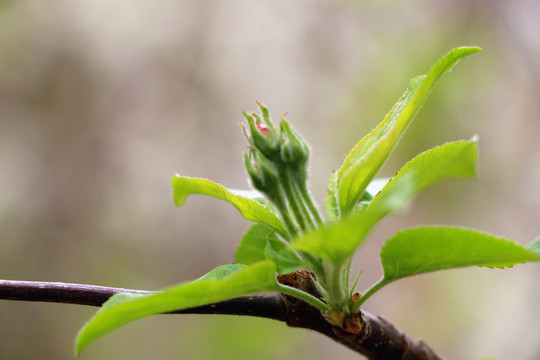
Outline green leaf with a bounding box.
[236,225,306,274]
[324,172,339,222]
[367,139,477,211]
[265,238,306,274]
[354,227,540,310]
[172,175,286,237]
[229,189,277,210]
[235,224,276,265]
[293,173,415,263]
[76,261,279,355]
[294,138,478,264]
[195,264,248,282]
[336,46,482,215]
[400,138,477,191]
[380,227,540,283]
[527,236,540,256]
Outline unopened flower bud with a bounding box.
[279,119,309,166]
[256,123,270,136]
[256,101,275,132]
[244,150,281,200]
[244,152,265,191]
[243,110,281,159]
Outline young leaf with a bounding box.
[366,139,477,212]
[195,263,247,282]
[324,172,339,222]
[336,47,482,215]
[172,175,286,237]
[380,226,540,283]
[236,224,277,265]
[336,76,422,215]
[76,261,279,355]
[264,238,306,274]
[229,189,278,212]
[354,227,540,310]
[293,173,415,263]
[294,139,478,264]
[236,225,306,274]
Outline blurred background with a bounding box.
[1,0,539,359]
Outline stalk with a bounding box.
[322,260,349,314]
[351,277,388,313]
[278,168,308,231]
[291,180,316,229]
[297,180,324,226]
[275,283,330,312]
[271,191,298,239]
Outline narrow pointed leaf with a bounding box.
[236,224,277,265]
[76,261,279,355]
[172,175,286,237]
[336,76,422,215]
[336,47,482,214]
[265,238,306,274]
[380,227,540,284]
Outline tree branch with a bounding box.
[0,277,444,360]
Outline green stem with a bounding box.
[293,181,316,229]
[279,212,298,239]
[341,257,351,299]
[322,260,348,313]
[279,169,308,231]
[276,283,330,312]
[351,277,388,313]
[298,181,324,226]
[272,194,298,240]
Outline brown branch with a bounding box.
[0,277,444,360]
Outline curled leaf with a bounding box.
[172,175,286,237]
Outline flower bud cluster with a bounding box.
[242,102,322,239]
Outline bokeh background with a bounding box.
[1,0,539,359]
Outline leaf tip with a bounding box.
[171,173,181,187]
[171,174,188,206]
[461,45,483,53]
[74,333,88,357]
[450,46,483,58]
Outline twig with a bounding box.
[0,277,444,360]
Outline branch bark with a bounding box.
[0,277,444,360]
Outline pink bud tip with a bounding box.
[256,123,270,136]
